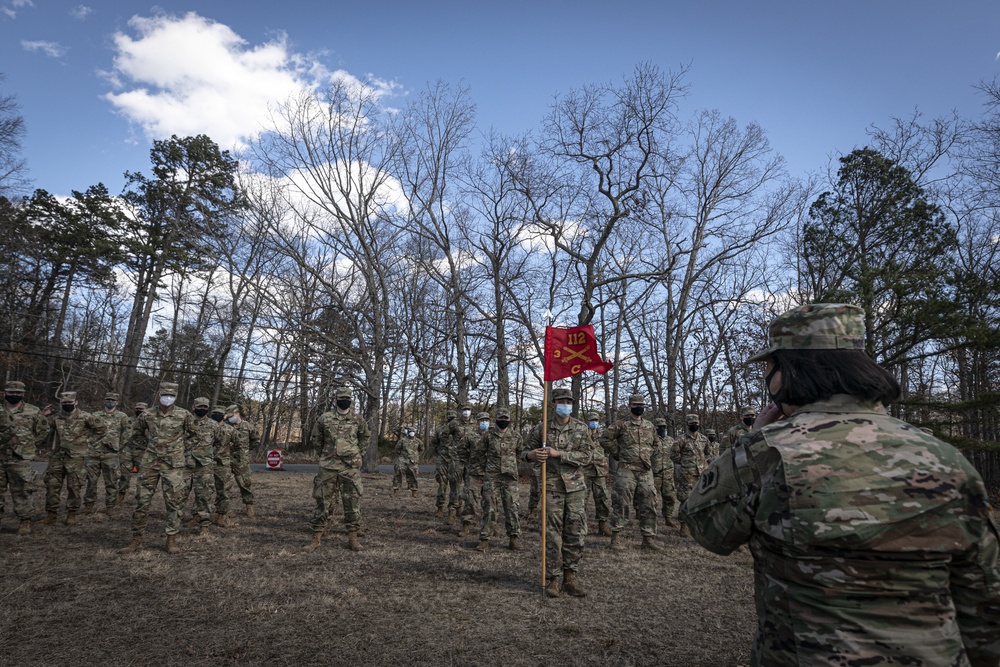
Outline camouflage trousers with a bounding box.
[610,465,658,537]
[84,450,120,508]
[654,468,677,520]
[231,453,254,507]
[462,474,494,527]
[184,461,215,526]
[675,469,700,517]
[117,445,142,499]
[393,459,419,491]
[309,465,362,533]
[434,452,455,509]
[527,464,541,513]
[584,466,611,523]
[131,465,185,536]
[45,452,86,513]
[0,458,36,520]
[447,458,467,511]
[544,488,587,582]
[481,474,519,541]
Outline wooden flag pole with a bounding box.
[540,380,549,590]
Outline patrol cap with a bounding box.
[159,382,179,396]
[552,388,573,402]
[210,405,224,415]
[105,392,120,401]
[135,402,148,410]
[335,386,352,399]
[60,391,78,403]
[685,413,700,424]
[193,396,210,408]
[4,380,25,393]
[741,406,757,417]
[747,303,866,363]
[628,393,645,405]
[585,411,600,421]
[477,411,491,420]
[446,411,456,419]
[496,408,511,420]
[705,428,717,436]
[225,404,240,416]
[459,403,471,410]
[654,418,667,426]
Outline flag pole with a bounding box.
[540,380,549,590]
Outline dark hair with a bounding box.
[771,349,900,406]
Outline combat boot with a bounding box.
[165,534,180,554]
[410,489,417,498]
[118,536,143,554]
[609,532,626,551]
[356,526,365,537]
[346,531,362,551]
[678,522,690,538]
[115,493,126,507]
[17,519,31,535]
[476,539,489,553]
[105,504,117,517]
[303,532,323,553]
[458,523,470,537]
[198,525,210,537]
[662,515,677,529]
[562,570,587,598]
[544,577,562,598]
[641,535,663,552]
[508,536,522,551]
[526,508,538,522]
[597,520,612,537]
[184,516,200,529]
[41,511,57,526]
[64,510,77,526]
[82,505,94,516]
[392,488,398,497]
[245,505,255,518]
[214,513,229,528]
[446,509,456,525]
[435,507,445,518]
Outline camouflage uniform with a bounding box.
[479,409,525,547]
[116,402,147,503]
[211,406,236,518]
[308,388,370,538]
[45,392,106,518]
[682,302,1000,666]
[1,381,49,527]
[128,383,199,538]
[392,426,422,492]
[724,406,755,449]
[84,392,130,511]
[430,412,456,514]
[459,412,493,531]
[226,405,257,511]
[525,388,593,588]
[671,414,708,532]
[582,411,611,533]
[183,397,217,528]
[447,406,478,516]
[703,428,720,462]
[600,394,659,540]
[651,417,677,527]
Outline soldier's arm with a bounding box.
[524,425,542,454]
[598,424,618,459]
[33,411,52,450]
[356,418,370,456]
[557,426,593,468]
[668,439,682,463]
[248,423,261,450]
[310,417,324,451]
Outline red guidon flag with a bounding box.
[544,325,614,381]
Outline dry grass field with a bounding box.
[0,470,756,667]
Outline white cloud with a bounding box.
[70,5,92,19]
[21,40,66,58]
[1,8,15,18]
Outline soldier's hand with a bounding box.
[42,404,53,416]
[753,403,785,430]
[528,448,549,462]
[546,446,562,459]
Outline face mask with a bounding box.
[765,364,781,404]
[134,410,145,417]
[656,427,666,437]
[708,435,717,442]
[554,404,572,418]
[211,413,223,422]
[160,395,176,407]
[105,401,117,410]
[193,408,209,417]
[447,416,455,422]
[461,410,471,419]
[227,416,238,424]
[630,406,645,417]
[61,403,75,413]
[743,417,755,426]
[5,394,22,405]
[588,421,599,430]
[479,421,489,431]
[496,420,510,430]
[688,424,700,433]
[336,399,352,410]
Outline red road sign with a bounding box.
[265,448,284,470]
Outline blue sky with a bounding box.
[3,1,999,197]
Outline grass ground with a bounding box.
[0,470,755,667]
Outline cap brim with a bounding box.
[744,347,775,364]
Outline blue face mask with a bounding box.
[588,420,599,429]
[479,421,489,431]
[555,403,573,418]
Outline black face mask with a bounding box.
[336,399,352,410]
[656,427,667,438]
[496,420,510,430]
[135,410,145,417]
[688,424,700,433]
[630,406,645,417]
[5,394,22,405]
[210,413,224,422]
[743,417,755,426]
[61,403,75,413]
[194,408,209,417]
[765,364,782,404]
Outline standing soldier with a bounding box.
[183,397,217,535]
[671,413,707,537]
[478,407,525,552]
[1,381,50,534]
[600,393,660,551]
[304,386,369,552]
[703,428,720,461]
[115,401,146,507]
[429,411,456,518]
[525,387,593,597]
[119,381,199,554]
[583,411,612,537]
[458,411,492,537]
[725,407,756,449]
[210,405,235,527]
[651,417,677,528]
[446,404,477,527]
[84,391,130,515]
[392,424,422,497]
[225,404,257,518]
[44,392,106,526]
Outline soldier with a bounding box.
[681,302,1000,666]
[671,413,707,537]
[304,386,369,552]
[225,404,257,517]
[182,397,217,535]
[600,393,660,551]
[478,407,525,552]
[43,392,106,526]
[83,391,130,515]
[115,401,146,506]
[703,428,720,461]
[1,380,50,534]
[119,381,198,554]
[429,410,456,518]
[447,403,478,532]
[651,416,677,528]
[525,387,593,597]
[583,410,611,537]
[210,405,235,526]
[725,406,756,448]
[458,411,492,537]
[392,423,422,497]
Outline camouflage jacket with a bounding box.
[703,437,720,462]
[312,410,369,470]
[585,429,609,475]
[525,417,593,494]
[481,426,525,478]
[651,434,674,475]
[131,406,199,468]
[449,418,480,465]
[91,409,132,454]
[680,394,1000,667]
[3,402,49,461]
[670,432,707,475]
[394,434,423,464]
[600,416,658,469]
[213,420,234,464]
[230,419,259,456]
[52,409,107,457]
[188,416,219,466]
[725,422,751,448]
[429,422,455,459]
